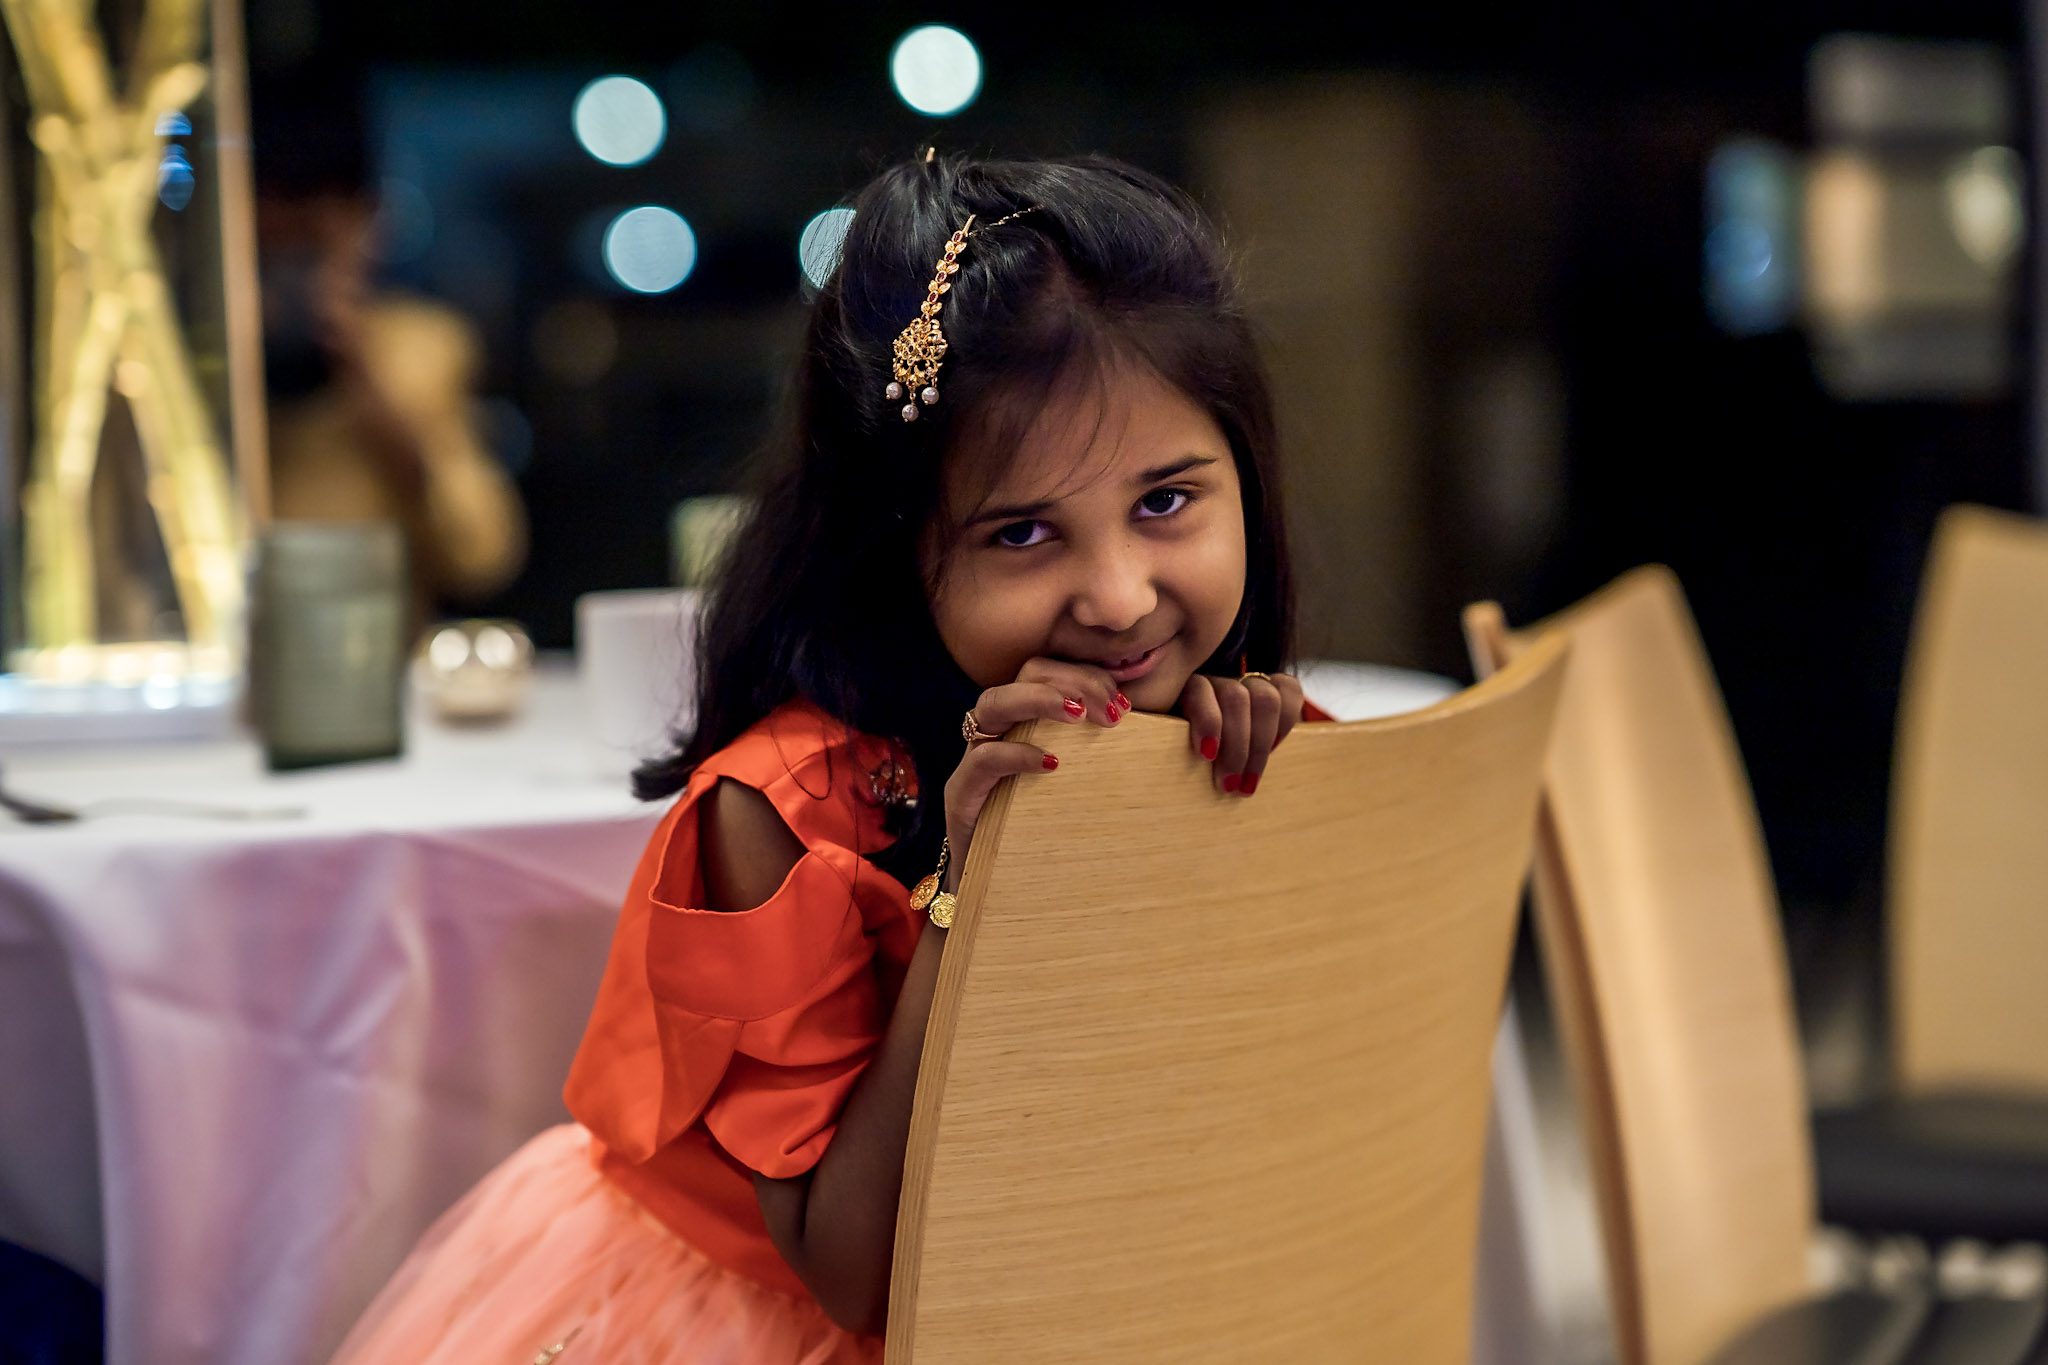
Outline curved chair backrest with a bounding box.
[885,638,1567,1364]
[1892,505,2048,1094]
[1464,569,1813,1365]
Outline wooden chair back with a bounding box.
[1464,569,1814,1365]
[885,639,1567,1363]
[1891,505,2048,1094]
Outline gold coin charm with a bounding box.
[910,872,939,913]
[928,891,958,930]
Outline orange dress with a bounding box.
[330,701,918,1364]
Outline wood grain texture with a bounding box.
[1891,505,2048,1094]
[1465,569,1813,1365]
[885,638,1566,1364]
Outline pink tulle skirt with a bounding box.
[330,1124,882,1365]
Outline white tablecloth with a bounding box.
[0,657,1480,1365]
[0,659,661,1365]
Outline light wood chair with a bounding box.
[1813,505,2048,1246]
[1461,569,2048,1365]
[1890,504,2048,1096]
[884,637,1567,1363]
[1464,568,1823,1365]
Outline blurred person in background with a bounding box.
[252,66,527,622]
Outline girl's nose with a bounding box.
[1068,542,1159,634]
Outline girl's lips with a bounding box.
[1102,643,1166,683]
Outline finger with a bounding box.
[971,680,1088,735]
[1018,658,1121,725]
[1181,674,1222,762]
[1270,673,1306,751]
[1237,677,1284,797]
[944,739,1059,850]
[1214,679,1252,793]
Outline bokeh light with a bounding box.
[1704,139,1798,335]
[890,25,982,117]
[157,146,195,212]
[573,75,666,167]
[1945,146,2024,269]
[602,206,697,294]
[798,207,856,289]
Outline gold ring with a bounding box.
[1241,670,1274,685]
[962,709,1001,745]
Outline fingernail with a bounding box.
[1240,773,1260,796]
[1200,736,1219,761]
[1042,753,1059,770]
[1105,706,1120,724]
[1062,697,1085,717]
[1222,773,1240,793]
[1114,692,1131,712]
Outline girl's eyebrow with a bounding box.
[1135,454,1220,485]
[967,455,1221,527]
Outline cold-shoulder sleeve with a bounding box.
[564,705,915,1178]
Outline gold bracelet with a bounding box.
[910,836,959,929]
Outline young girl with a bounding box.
[332,150,1313,1364]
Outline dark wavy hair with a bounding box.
[634,152,1296,884]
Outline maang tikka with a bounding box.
[884,206,1036,423]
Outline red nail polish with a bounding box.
[1240,773,1260,796]
[1105,706,1120,724]
[1063,697,1085,716]
[1042,753,1059,770]
[1114,692,1131,712]
[1200,736,1219,761]
[1222,773,1240,793]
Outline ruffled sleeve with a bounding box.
[564,704,914,1178]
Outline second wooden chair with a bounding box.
[1466,568,2046,1365]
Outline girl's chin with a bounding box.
[1121,669,1193,715]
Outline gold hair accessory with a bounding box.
[885,207,1037,423]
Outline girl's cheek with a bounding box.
[944,585,1048,687]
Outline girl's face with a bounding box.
[924,364,1248,713]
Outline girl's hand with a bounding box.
[942,658,1126,889]
[1179,671,1306,797]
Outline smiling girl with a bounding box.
[332,151,1310,1364]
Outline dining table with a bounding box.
[0,657,659,1365]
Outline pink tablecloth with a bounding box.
[0,664,659,1365]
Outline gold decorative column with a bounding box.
[4,0,246,678]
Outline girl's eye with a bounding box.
[993,520,1052,549]
[1137,488,1191,518]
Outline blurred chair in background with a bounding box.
[1465,569,2044,1365]
[1814,506,2048,1245]
[885,641,1566,1362]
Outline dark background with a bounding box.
[247,1,2034,961]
